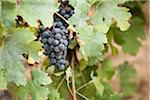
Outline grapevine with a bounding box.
[0,0,148,100]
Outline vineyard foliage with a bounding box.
[0,0,147,100]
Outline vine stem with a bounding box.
[76,92,89,100]
[56,76,65,90]
[76,81,93,92]
[55,12,69,25]
[71,53,77,100]
[55,12,76,32]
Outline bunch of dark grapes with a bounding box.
[39,0,74,70]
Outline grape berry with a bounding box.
[39,0,74,70]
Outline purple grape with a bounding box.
[48,38,53,44]
[51,58,56,64]
[60,9,66,15]
[58,43,65,51]
[41,38,48,43]
[54,46,60,52]
[63,40,68,46]
[58,64,65,70]
[55,33,62,39]
[64,14,70,19]
[52,39,59,45]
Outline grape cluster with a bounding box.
[39,0,74,70]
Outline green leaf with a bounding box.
[9,68,51,100]
[87,55,104,66]
[90,71,104,96]
[97,59,115,81]
[31,68,52,85]
[0,70,7,90]
[107,30,118,55]
[123,1,146,21]
[79,26,107,58]
[0,23,6,47]
[110,93,123,100]
[29,81,49,100]
[1,0,58,27]
[87,0,101,5]
[1,1,16,27]
[69,0,90,28]
[7,84,29,100]
[99,82,113,99]
[1,0,16,3]
[25,68,51,100]
[18,86,29,100]
[78,26,107,70]
[119,61,137,97]
[122,17,145,55]
[92,1,132,33]
[0,28,36,85]
[27,41,42,61]
[48,86,62,100]
[113,17,145,55]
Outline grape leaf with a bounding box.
[99,82,113,99]
[69,0,90,28]
[0,70,7,90]
[21,68,51,100]
[9,68,52,100]
[0,2,1,21]
[92,0,132,33]
[118,61,137,97]
[16,80,49,100]
[1,0,16,3]
[27,41,42,62]
[97,59,115,81]
[113,17,145,55]
[88,55,104,66]
[90,71,104,96]
[1,0,58,27]
[123,1,146,21]
[0,28,37,85]
[107,30,119,55]
[78,26,107,70]
[1,1,16,27]
[90,82,114,99]
[87,0,101,5]
[17,86,29,100]
[110,93,123,100]
[29,81,49,100]
[31,68,52,85]
[48,86,62,100]
[0,23,6,47]
[79,26,107,58]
